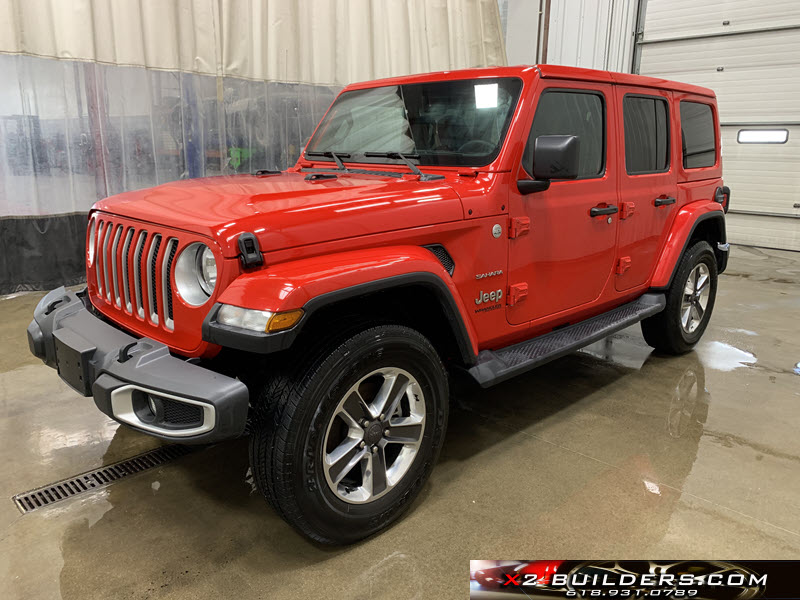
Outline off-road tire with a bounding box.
[641,240,718,354]
[248,325,448,545]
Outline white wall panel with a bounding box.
[0,0,507,85]
[726,213,799,252]
[639,28,800,123]
[642,0,800,42]
[722,126,800,217]
[638,0,800,250]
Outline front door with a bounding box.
[615,87,678,291]
[507,82,619,326]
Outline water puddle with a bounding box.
[722,328,758,336]
[697,341,757,372]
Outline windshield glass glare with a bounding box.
[306,77,523,167]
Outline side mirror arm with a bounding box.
[516,179,550,195]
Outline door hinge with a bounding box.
[616,257,632,274]
[620,202,636,219]
[507,283,528,306]
[509,217,530,238]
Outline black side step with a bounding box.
[468,293,666,387]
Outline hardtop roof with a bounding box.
[344,64,716,99]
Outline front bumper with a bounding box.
[28,287,249,443]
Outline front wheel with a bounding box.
[249,325,448,544]
[641,240,718,354]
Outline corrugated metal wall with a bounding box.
[542,0,638,72]
[0,0,507,293]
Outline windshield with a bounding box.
[306,77,523,167]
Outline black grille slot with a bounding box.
[150,236,162,298]
[165,241,178,322]
[12,445,193,514]
[161,398,203,426]
[135,231,148,311]
[423,244,455,275]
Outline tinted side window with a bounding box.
[524,91,605,178]
[680,101,716,169]
[623,96,669,174]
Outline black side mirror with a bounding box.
[517,134,580,194]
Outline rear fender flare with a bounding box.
[204,246,478,364]
[651,202,726,290]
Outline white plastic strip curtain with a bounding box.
[0,0,507,294]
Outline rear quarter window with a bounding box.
[680,101,716,169]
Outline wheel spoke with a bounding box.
[340,390,368,428]
[693,300,705,321]
[696,272,709,293]
[365,448,388,496]
[370,372,410,419]
[681,305,692,328]
[385,417,423,443]
[326,438,366,485]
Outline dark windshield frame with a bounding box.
[305,77,524,168]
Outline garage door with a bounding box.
[635,0,800,251]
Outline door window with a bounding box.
[524,90,605,179]
[623,95,669,174]
[680,101,716,169]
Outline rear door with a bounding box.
[614,87,678,291]
[506,81,619,325]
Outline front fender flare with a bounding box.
[202,246,478,364]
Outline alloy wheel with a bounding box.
[680,263,711,334]
[322,368,425,504]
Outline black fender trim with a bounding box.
[651,211,728,293]
[202,272,478,366]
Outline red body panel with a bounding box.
[85,65,724,360]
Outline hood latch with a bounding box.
[238,232,264,268]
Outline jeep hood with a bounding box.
[94,172,464,257]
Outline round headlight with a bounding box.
[175,243,217,306]
[87,219,96,264]
[197,245,217,295]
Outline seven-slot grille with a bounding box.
[92,217,180,330]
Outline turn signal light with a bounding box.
[267,309,304,333]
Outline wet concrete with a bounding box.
[1,245,799,599]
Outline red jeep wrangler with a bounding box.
[28,65,730,544]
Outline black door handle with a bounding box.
[590,205,619,217]
[654,196,676,207]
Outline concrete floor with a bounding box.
[1,245,799,600]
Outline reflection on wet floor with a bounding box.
[1,245,800,600]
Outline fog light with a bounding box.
[132,389,163,424]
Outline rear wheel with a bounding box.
[641,240,718,354]
[249,325,448,544]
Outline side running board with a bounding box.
[468,293,666,388]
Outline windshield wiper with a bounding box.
[364,152,443,181]
[305,151,351,171]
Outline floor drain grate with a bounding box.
[12,444,193,514]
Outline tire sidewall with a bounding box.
[291,327,447,542]
[672,241,718,346]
